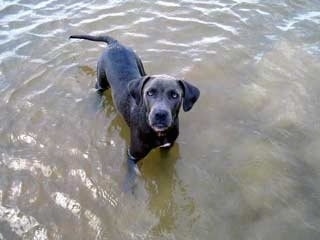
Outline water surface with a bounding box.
[1,0,320,239]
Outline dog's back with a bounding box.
[70,35,144,91]
[70,34,147,125]
[70,34,200,192]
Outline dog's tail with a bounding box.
[69,34,117,44]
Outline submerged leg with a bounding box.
[122,150,141,193]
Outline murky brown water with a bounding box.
[1,0,320,239]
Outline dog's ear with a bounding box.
[128,76,152,105]
[178,80,200,112]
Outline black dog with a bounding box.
[70,35,200,189]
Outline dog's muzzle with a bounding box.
[148,108,173,132]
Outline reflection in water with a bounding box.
[51,192,81,217]
[84,209,103,238]
[0,205,47,238]
[79,65,96,77]
[1,0,320,239]
[69,168,118,207]
[2,155,53,177]
[141,144,197,236]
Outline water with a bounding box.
[1,0,320,239]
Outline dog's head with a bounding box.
[128,75,200,133]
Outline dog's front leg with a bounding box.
[124,128,152,192]
[123,138,150,193]
[122,151,140,193]
[127,149,141,176]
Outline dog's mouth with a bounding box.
[151,124,169,133]
[149,122,171,137]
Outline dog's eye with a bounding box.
[146,90,155,96]
[171,91,179,99]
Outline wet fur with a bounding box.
[70,34,200,191]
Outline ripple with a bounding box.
[132,16,155,25]
[233,0,260,3]
[124,32,149,38]
[152,12,239,34]
[296,11,320,22]
[146,48,180,53]
[1,0,320,239]
[2,154,54,177]
[0,205,47,237]
[191,36,227,46]
[26,85,53,100]
[70,11,127,27]
[21,0,56,10]
[51,192,81,217]
[17,134,36,145]
[157,36,226,48]
[156,1,180,7]
[7,180,22,202]
[84,209,103,237]
[69,169,118,207]
[278,11,320,31]
[157,39,190,48]
[0,4,32,23]
[181,0,228,7]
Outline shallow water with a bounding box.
[1,0,320,239]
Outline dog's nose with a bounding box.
[155,110,168,121]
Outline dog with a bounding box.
[69,35,200,190]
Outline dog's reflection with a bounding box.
[141,144,196,235]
